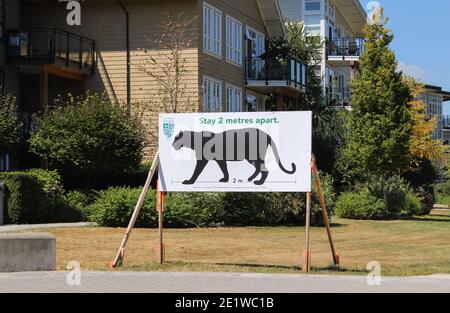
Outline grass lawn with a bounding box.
[35,215,450,277]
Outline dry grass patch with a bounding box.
[35,216,450,277]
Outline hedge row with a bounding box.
[87,186,335,228]
[1,168,336,227]
[0,170,82,224]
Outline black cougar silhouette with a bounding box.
[172,129,296,185]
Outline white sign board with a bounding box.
[158,112,312,192]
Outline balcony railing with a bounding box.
[245,56,307,90]
[443,116,450,130]
[326,37,365,58]
[326,87,352,107]
[7,28,95,76]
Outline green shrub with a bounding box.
[0,95,22,152]
[88,187,157,227]
[435,181,450,206]
[366,175,410,215]
[0,172,48,224]
[403,191,426,216]
[335,189,389,220]
[414,186,434,215]
[64,190,97,220]
[336,174,430,220]
[0,169,83,224]
[87,174,336,228]
[29,93,146,188]
[27,168,64,199]
[164,193,223,228]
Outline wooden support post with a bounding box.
[110,152,160,269]
[304,192,312,273]
[311,155,339,267]
[157,188,165,264]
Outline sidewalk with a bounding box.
[0,271,449,293]
[0,222,94,233]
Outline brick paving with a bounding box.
[0,271,449,293]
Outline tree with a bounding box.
[0,95,22,153]
[266,22,345,173]
[407,81,447,165]
[134,13,197,114]
[339,11,412,201]
[29,93,145,187]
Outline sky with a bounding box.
[359,0,450,113]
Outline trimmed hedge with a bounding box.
[0,170,82,224]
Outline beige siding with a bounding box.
[198,0,268,112]
[22,0,199,157]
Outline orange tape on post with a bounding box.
[161,192,165,212]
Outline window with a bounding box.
[226,85,243,112]
[203,76,222,112]
[305,0,321,11]
[0,0,3,40]
[0,152,10,172]
[304,14,321,36]
[246,27,265,57]
[247,95,265,112]
[226,16,242,65]
[203,3,222,57]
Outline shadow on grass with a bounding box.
[119,260,368,276]
[214,262,302,271]
[399,216,450,223]
[163,260,367,275]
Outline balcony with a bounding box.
[7,28,95,78]
[326,87,352,108]
[443,116,450,130]
[245,56,307,94]
[326,37,365,66]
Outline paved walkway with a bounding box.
[0,272,449,293]
[0,222,94,233]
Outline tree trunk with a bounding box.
[382,176,388,210]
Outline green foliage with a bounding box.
[266,22,344,174]
[335,189,389,220]
[336,175,427,220]
[0,169,81,224]
[27,168,65,199]
[403,191,426,216]
[29,93,146,187]
[435,180,450,206]
[88,187,156,228]
[64,190,97,220]
[339,13,412,183]
[88,174,336,228]
[266,21,324,109]
[0,95,22,152]
[365,175,410,215]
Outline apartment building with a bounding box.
[278,0,366,107]
[0,0,307,168]
[419,85,450,143]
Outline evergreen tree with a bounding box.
[339,12,412,193]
